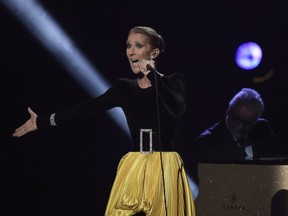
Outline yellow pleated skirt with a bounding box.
[104,151,196,216]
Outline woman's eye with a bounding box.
[136,44,144,49]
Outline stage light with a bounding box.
[235,42,262,70]
[2,0,129,135]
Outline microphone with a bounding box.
[146,64,157,73]
[146,64,163,77]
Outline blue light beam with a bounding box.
[2,0,130,135]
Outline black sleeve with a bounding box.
[36,80,123,129]
[147,72,186,117]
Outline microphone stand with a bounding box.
[148,64,168,216]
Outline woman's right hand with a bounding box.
[13,107,38,137]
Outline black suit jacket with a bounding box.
[193,117,279,161]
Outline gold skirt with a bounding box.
[104,151,196,216]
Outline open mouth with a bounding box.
[131,59,140,67]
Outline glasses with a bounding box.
[229,113,257,128]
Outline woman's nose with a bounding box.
[129,47,135,55]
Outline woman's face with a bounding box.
[126,32,154,74]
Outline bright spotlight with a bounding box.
[1,0,129,135]
[235,42,262,70]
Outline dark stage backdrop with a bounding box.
[1,0,288,215]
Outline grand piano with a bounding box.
[194,158,288,216]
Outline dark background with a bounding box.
[1,0,288,215]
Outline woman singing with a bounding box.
[13,26,196,216]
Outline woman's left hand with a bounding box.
[138,59,155,76]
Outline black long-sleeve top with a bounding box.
[37,72,186,151]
